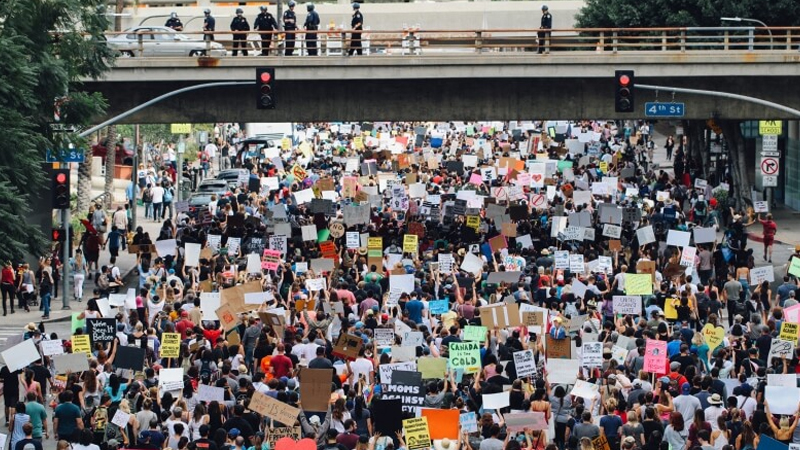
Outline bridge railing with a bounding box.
[103,26,799,57]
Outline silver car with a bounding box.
[108,26,227,57]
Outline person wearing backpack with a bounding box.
[142,184,154,220]
[91,396,110,446]
[162,182,174,220]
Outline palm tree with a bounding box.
[104,125,118,210]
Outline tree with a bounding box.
[103,126,118,210]
[0,0,113,262]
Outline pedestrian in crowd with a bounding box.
[283,1,298,56]
[203,9,216,42]
[2,260,16,315]
[165,12,183,31]
[254,6,279,56]
[230,8,251,56]
[304,3,320,56]
[348,3,364,56]
[538,4,552,54]
[71,249,87,302]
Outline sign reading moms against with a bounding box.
[87,318,115,344]
[160,333,181,358]
[403,417,432,450]
[448,341,481,369]
[382,370,424,415]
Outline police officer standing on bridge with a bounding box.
[230,8,251,56]
[538,5,552,54]
[254,5,279,56]
[165,12,183,31]
[304,3,321,56]
[203,9,215,42]
[284,1,298,56]
[348,2,363,56]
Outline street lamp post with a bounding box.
[721,17,773,50]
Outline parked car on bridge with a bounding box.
[108,26,227,57]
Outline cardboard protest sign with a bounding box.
[333,333,363,361]
[265,427,302,450]
[593,435,611,450]
[546,335,572,359]
[478,302,522,328]
[299,368,333,412]
[249,390,300,426]
[523,311,545,327]
[418,357,447,379]
[215,303,240,332]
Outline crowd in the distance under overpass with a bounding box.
[3,119,793,450]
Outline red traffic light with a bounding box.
[56,172,67,184]
[260,72,272,83]
[619,74,630,86]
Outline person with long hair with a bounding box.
[208,401,226,433]
[9,402,30,450]
[735,421,756,450]
[622,410,645,447]
[688,408,712,449]
[664,412,689,450]
[764,400,800,444]
[551,385,574,450]
[349,394,372,436]
[711,415,730,450]
[189,403,210,440]
[530,388,552,424]
[20,368,43,404]
[104,373,128,405]
[82,370,103,409]
[331,397,351,433]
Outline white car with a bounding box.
[109,26,227,57]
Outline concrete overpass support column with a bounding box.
[785,121,800,210]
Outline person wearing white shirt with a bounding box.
[204,142,218,173]
[151,184,165,221]
[208,194,218,217]
[349,353,374,386]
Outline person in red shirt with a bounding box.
[175,311,195,340]
[757,213,777,262]
[270,343,293,379]
[201,321,223,348]
[1,262,16,316]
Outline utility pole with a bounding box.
[61,207,70,309]
[131,124,139,230]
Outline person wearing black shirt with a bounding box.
[348,3,363,56]
[203,9,216,42]
[303,3,320,56]
[165,13,183,31]
[669,344,694,374]
[230,8,250,56]
[253,6,278,56]
[537,5,552,54]
[223,405,255,447]
[283,2,297,56]
[188,425,219,450]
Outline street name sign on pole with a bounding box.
[644,102,685,118]
[46,148,86,163]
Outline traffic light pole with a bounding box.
[635,83,800,117]
[61,207,70,310]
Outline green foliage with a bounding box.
[0,0,113,262]
[575,0,800,28]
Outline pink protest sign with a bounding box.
[505,412,548,431]
[785,304,800,324]
[262,249,282,271]
[644,339,667,374]
[469,173,483,185]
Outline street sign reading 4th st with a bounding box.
[644,102,685,118]
[46,148,85,163]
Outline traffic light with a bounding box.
[256,68,275,110]
[52,228,65,243]
[51,169,70,209]
[615,70,635,113]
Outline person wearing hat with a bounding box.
[672,382,701,425]
[704,393,725,431]
[283,1,298,55]
[254,5,279,56]
[202,9,216,42]
[165,12,183,31]
[230,8,250,56]
[348,3,364,56]
[538,5,552,54]
[303,3,320,56]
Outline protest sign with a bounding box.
[161,333,181,358]
[115,346,146,371]
[546,335,572,359]
[460,412,478,433]
[374,328,396,347]
[625,274,653,295]
[781,322,799,344]
[402,417,431,450]
[478,302,522,328]
[571,379,600,400]
[612,296,641,315]
[644,339,667,373]
[523,311,545,326]
[449,341,481,369]
[87,318,115,344]
[513,349,537,377]
[72,335,91,355]
[197,384,225,403]
[768,339,795,364]
[463,326,487,342]
[750,266,775,285]
[765,386,800,415]
[249,391,300,426]
[482,391,510,409]
[582,342,603,367]
[111,410,131,429]
[265,427,302,450]
[40,339,64,356]
[505,412,548,431]
[53,353,90,375]
[383,371,425,415]
[428,300,449,314]
[420,409,460,440]
[333,333,363,361]
[299,368,334,412]
[379,362,417,384]
[418,357,447,379]
[593,435,611,450]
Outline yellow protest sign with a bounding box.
[291,164,307,180]
[299,141,313,158]
[170,124,191,134]
[353,136,364,150]
[701,323,725,350]
[781,322,799,344]
[403,417,431,450]
[625,274,653,296]
[368,237,382,249]
[281,137,292,150]
[161,332,181,358]
[466,215,480,230]
[599,161,608,173]
[759,120,782,136]
[72,335,91,355]
[403,234,418,253]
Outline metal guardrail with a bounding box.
[102,26,800,57]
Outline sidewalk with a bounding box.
[20,202,165,324]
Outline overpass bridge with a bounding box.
[85,27,800,122]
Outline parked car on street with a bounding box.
[108,26,227,57]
